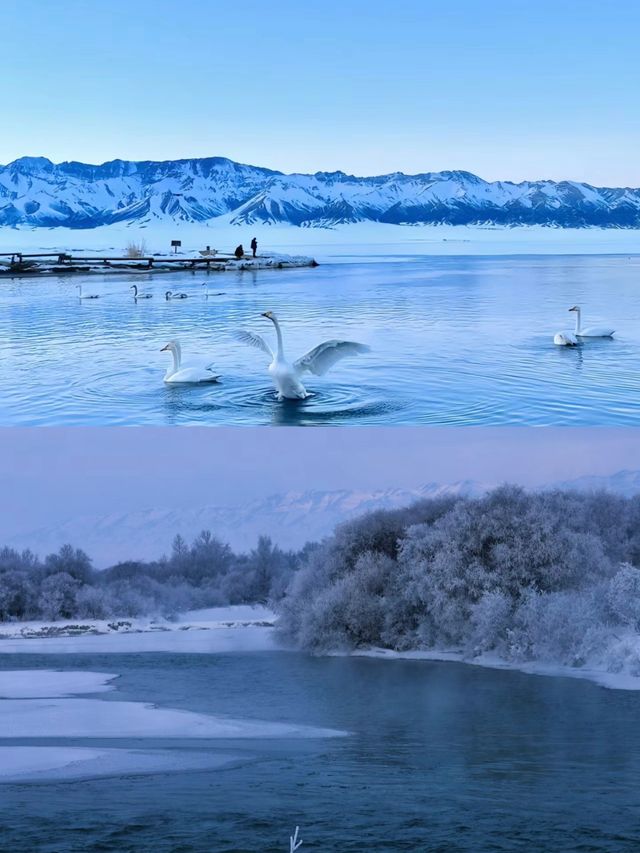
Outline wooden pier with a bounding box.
[0,250,319,277]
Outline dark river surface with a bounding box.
[1,651,639,852]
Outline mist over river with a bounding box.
[1,651,639,851]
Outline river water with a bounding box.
[1,650,639,851]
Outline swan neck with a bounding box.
[574,308,581,334]
[272,317,284,357]
[171,343,181,372]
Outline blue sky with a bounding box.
[0,427,638,537]
[1,0,638,184]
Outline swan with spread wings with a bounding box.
[235,311,370,400]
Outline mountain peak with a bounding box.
[7,156,54,171]
[0,155,638,229]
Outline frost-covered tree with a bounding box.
[277,487,640,672]
[38,572,81,620]
[0,528,305,622]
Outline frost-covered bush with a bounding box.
[38,572,81,620]
[467,591,514,655]
[603,563,640,630]
[505,588,608,667]
[277,486,640,672]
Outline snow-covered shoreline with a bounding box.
[351,646,640,692]
[2,605,639,692]
[1,221,639,261]
[0,606,278,654]
[0,250,317,278]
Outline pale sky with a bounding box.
[0,427,638,539]
[0,0,638,185]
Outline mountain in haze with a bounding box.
[4,482,483,567]
[6,471,640,568]
[1,155,640,229]
[555,469,640,497]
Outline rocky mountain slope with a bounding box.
[2,156,639,229]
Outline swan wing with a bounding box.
[233,330,273,359]
[166,365,220,384]
[294,340,370,376]
[580,326,615,337]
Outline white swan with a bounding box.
[130,284,152,299]
[569,305,615,338]
[553,331,579,347]
[160,340,220,384]
[235,311,370,400]
[165,290,189,300]
[76,284,99,299]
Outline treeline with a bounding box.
[0,532,312,621]
[6,486,640,673]
[277,487,640,670]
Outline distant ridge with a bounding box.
[554,469,640,497]
[6,472,640,567]
[4,482,484,566]
[2,155,640,229]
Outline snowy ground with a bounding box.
[1,221,639,261]
[0,605,277,654]
[352,645,640,692]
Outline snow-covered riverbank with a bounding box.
[0,606,277,654]
[352,645,640,693]
[3,604,640,693]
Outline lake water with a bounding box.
[0,254,639,425]
[1,651,640,852]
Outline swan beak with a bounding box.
[160,344,169,352]
[261,311,272,318]
[568,306,577,312]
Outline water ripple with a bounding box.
[1,255,639,425]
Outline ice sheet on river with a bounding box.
[0,746,242,782]
[0,664,346,783]
[0,696,345,739]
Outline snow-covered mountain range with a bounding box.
[2,155,640,229]
[555,469,640,497]
[6,472,640,567]
[4,482,482,566]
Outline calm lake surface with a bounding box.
[1,651,640,852]
[0,254,638,425]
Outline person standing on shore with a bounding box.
[250,237,258,258]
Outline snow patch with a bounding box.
[0,697,345,739]
[0,670,117,698]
